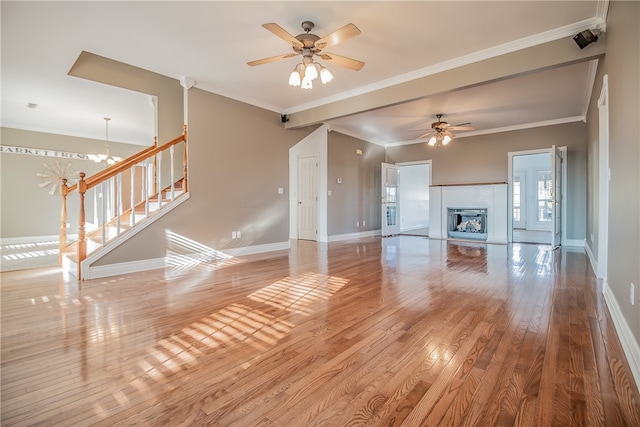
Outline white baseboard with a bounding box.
[84,257,166,280]
[585,242,598,276]
[328,229,381,242]
[83,240,291,280]
[603,282,640,393]
[0,234,78,245]
[223,241,290,257]
[564,238,585,248]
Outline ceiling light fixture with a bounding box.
[428,133,452,147]
[288,54,333,89]
[88,117,122,166]
[249,21,361,90]
[417,114,475,147]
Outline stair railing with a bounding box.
[60,126,188,276]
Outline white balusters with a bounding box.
[170,145,175,200]
[101,180,107,245]
[157,151,163,209]
[143,161,149,218]
[130,167,136,227]
[116,172,122,237]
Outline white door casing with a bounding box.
[597,74,609,280]
[551,145,563,248]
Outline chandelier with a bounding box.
[88,117,122,166]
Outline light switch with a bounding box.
[278,187,284,194]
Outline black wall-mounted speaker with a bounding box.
[281,114,289,123]
[573,30,598,49]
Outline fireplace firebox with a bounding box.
[447,208,488,241]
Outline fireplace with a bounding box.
[447,208,488,241]
[429,183,507,244]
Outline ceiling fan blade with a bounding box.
[448,125,475,131]
[444,130,456,139]
[417,130,436,140]
[318,52,364,71]
[314,23,361,49]
[262,23,304,48]
[247,53,298,67]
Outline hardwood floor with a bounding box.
[1,236,639,426]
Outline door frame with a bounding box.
[508,147,567,244]
[596,74,609,280]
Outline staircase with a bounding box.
[59,127,188,279]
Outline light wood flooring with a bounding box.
[1,236,639,426]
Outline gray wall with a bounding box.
[95,88,314,265]
[327,131,385,236]
[0,127,141,238]
[386,122,587,240]
[587,1,639,345]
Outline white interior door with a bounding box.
[551,145,563,248]
[381,163,400,236]
[298,154,318,240]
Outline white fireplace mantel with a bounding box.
[429,183,508,244]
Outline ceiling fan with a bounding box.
[415,114,476,146]
[247,21,364,88]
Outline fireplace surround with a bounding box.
[429,183,507,244]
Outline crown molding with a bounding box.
[384,116,585,148]
[285,17,607,115]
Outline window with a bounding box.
[537,171,552,222]
[513,176,521,222]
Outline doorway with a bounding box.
[399,161,431,236]
[508,148,565,245]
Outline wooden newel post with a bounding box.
[60,178,69,266]
[77,172,87,278]
[182,125,188,193]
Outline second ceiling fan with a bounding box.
[416,114,475,146]
[247,21,364,88]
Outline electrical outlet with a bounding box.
[631,283,636,305]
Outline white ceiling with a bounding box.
[1,1,607,147]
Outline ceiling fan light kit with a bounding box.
[248,21,363,89]
[416,114,475,147]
